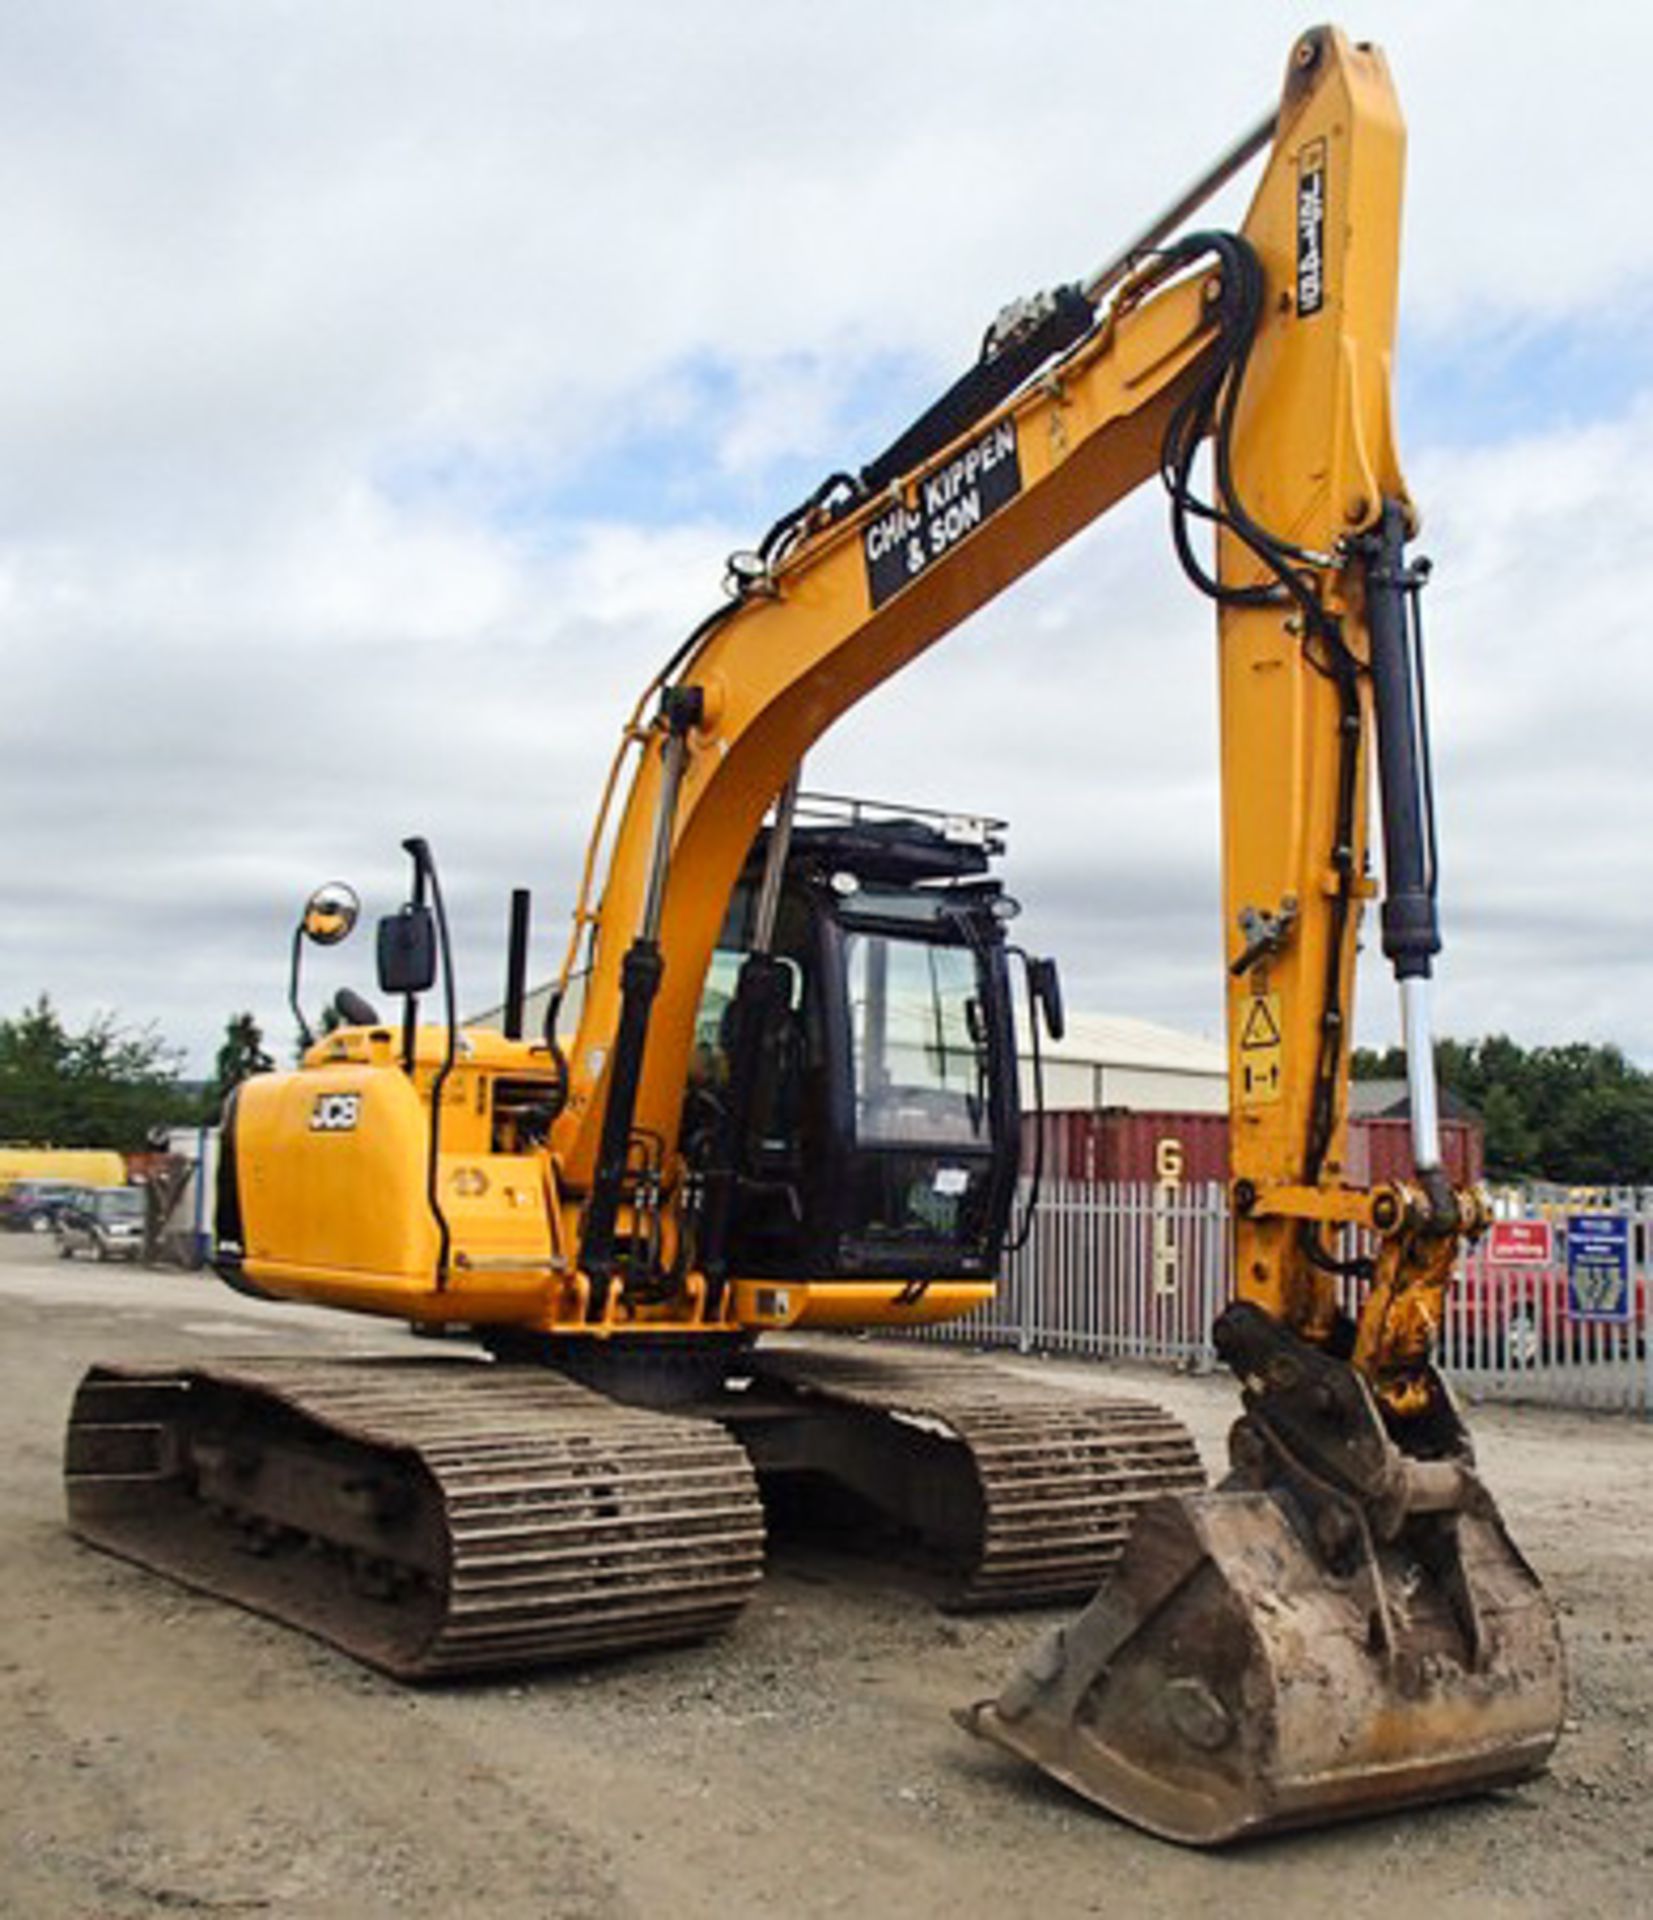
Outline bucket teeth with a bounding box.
[960,1486,1565,1846]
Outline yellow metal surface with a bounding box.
[729,1279,996,1331]
[1215,31,1410,1339]
[234,1027,567,1322]
[1354,1185,1493,1416]
[236,1061,439,1282]
[0,1148,127,1191]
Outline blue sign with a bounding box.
[1565,1214,1632,1322]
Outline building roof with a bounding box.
[1041,1012,1226,1077]
[474,982,1228,1081]
[1348,1077,1479,1122]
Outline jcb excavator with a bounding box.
[66,26,1563,1844]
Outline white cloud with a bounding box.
[3,2,1653,1073]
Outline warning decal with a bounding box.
[1237,993,1283,1107]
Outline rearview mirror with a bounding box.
[1028,955,1065,1043]
[291,881,362,1048]
[378,905,438,995]
[301,882,361,947]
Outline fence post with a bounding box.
[1642,1209,1652,1421]
[1204,1180,1223,1372]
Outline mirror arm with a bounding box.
[288,922,315,1050]
[398,854,429,1075]
[400,836,459,1290]
[290,881,362,1051]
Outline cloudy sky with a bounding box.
[5,1,1652,1077]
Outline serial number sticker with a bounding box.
[863,417,1023,610]
[1296,137,1327,317]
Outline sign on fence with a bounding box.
[1487,1220,1553,1264]
[1565,1214,1632,1323]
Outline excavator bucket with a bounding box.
[959,1483,1564,1845]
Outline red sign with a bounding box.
[1487,1220,1553,1265]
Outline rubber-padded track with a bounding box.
[65,1357,765,1678]
[748,1342,1207,1607]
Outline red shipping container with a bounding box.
[1344,1115,1482,1189]
[1024,1107,1483,1189]
[1022,1110,1229,1183]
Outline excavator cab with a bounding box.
[682,796,1030,1287]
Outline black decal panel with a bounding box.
[863,418,1023,610]
[1296,138,1327,317]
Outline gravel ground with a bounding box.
[3,1233,1651,1918]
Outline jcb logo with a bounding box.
[310,1092,361,1133]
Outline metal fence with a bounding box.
[920,1180,1653,1417]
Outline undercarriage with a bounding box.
[64,1338,1205,1677]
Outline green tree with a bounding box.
[1353,1032,1653,1185]
[1547,1080,1653,1187]
[0,995,192,1150]
[1479,1083,1537,1180]
[0,996,73,1142]
[212,1012,274,1117]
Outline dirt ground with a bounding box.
[3,1234,1651,1919]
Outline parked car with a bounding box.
[54,1187,147,1262]
[0,1178,82,1233]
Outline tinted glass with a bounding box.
[845,933,990,1147]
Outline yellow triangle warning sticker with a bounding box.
[1239,995,1282,1051]
[1237,992,1283,1107]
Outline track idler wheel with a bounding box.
[959,1485,1565,1845]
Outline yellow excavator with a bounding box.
[66,26,1563,1844]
